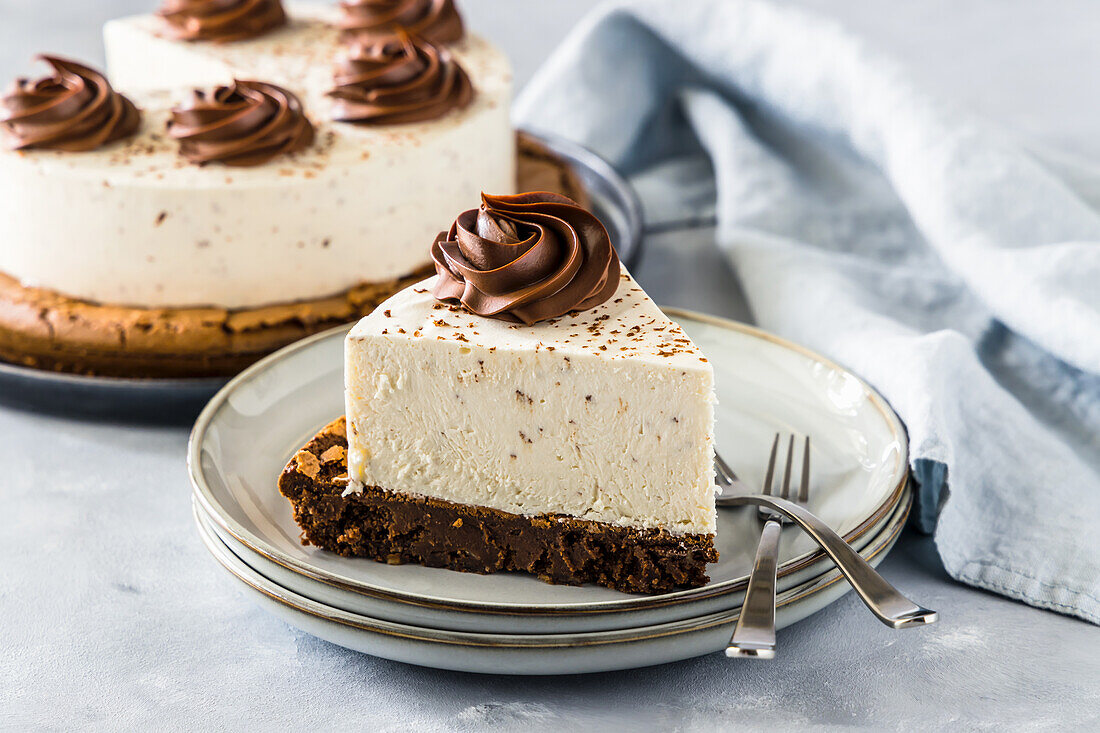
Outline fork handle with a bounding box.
[726,518,783,658]
[727,496,939,629]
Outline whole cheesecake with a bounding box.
[0,1,523,377]
[280,193,719,593]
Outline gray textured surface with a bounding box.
[2,1,1099,730]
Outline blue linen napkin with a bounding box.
[514,0,1100,623]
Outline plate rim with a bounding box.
[194,484,911,648]
[188,309,909,616]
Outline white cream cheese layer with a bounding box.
[344,272,718,536]
[0,4,513,309]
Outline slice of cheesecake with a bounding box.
[281,193,718,593]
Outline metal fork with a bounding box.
[721,434,807,658]
[715,438,938,646]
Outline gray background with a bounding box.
[2,1,1099,730]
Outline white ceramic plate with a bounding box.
[189,309,908,627]
[195,491,909,675]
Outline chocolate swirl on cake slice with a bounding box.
[431,192,621,325]
[167,79,314,166]
[0,56,140,152]
[329,32,473,125]
[337,0,464,45]
[158,0,287,43]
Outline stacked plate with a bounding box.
[188,310,912,675]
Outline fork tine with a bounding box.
[780,435,794,500]
[799,436,810,503]
[761,433,780,495]
[714,451,736,487]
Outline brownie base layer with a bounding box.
[278,418,719,595]
[0,134,585,379]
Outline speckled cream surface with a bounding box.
[0,3,513,309]
[344,271,718,535]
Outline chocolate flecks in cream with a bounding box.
[384,272,701,364]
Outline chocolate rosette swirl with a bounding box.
[337,0,464,45]
[329,33,472,125]
[158,0,287,43]
[167,79,314,166]
[431,192,621,325]
[0,56,140,152]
